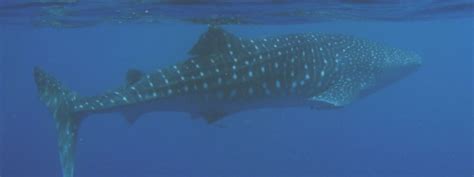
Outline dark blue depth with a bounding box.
[1,20,473,177]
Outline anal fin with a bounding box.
[122,111,142,125]
[199,111,231,124]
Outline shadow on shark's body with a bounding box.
[34,26,421,177]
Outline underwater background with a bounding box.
[0,1,473,177]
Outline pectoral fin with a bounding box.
[310,76,376,109]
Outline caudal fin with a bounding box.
[34,67,82,177]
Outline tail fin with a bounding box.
[33,67,82,177]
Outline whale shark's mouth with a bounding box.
[380,63,421,84]
[362,53,422,97]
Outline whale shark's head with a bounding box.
[380,49,422,83]
[356,47,422,100]
[370,48,422,93]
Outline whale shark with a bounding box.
[34,26,421,177]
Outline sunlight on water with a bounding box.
[0,0,473,27]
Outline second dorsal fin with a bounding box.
[126,69,143,86]
[189,26,241,56]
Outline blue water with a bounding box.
[1,2,473,177]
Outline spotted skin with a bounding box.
[34,26,421,177]
[71,27,420,117]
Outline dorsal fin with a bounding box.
[189,26,241,56]
[126,69,143,86]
